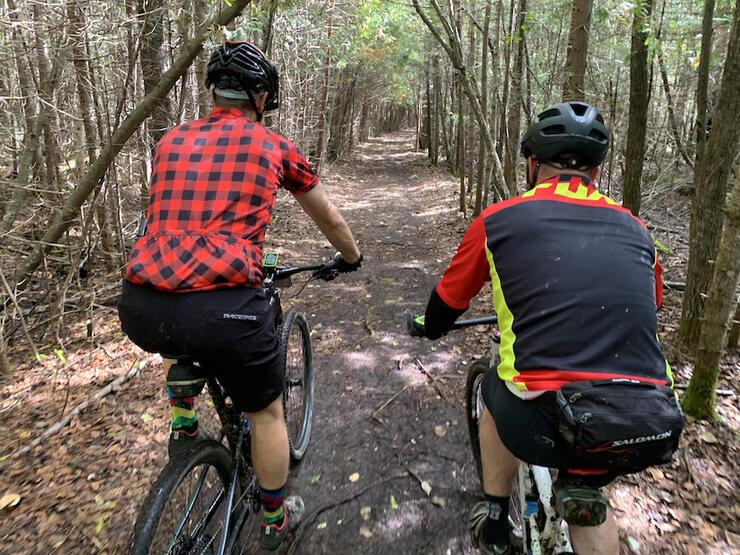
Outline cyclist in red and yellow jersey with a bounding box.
[412,102,681,555]
[118,42,361,550]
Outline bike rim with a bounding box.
[149,463,229,555]
[284,322,310,453]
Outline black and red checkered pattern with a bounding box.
[126,107,318,291]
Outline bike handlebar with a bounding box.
[406,312,497,337]
[451,315,498,329]
[272,264,324,280]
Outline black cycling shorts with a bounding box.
[481,369,617,488]
[118,280,282,413]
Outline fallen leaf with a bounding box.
[434,425,446,438]
[310,474,321,484]
[625,535,640,553]
[700,431,718,444]
[360,506,372,521]
[0,493,21,510]
[141,412,153,424]
[390,495,399,510]
[432,496,446,507]
[349,472,360,483]
[359,526,373,538]
[421,480,432,496]
[317,522,327,530]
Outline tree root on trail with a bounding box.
[3,354,157,464]
[286,471,410,554]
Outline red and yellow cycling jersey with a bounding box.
[436,174,671,396]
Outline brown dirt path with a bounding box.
[0,131,738,554]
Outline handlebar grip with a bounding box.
[406,312,425,338]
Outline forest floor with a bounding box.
[0,131,738,554]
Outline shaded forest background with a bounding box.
[0,0,738,492]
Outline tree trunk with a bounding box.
[68,0,116,274]
[432,55,441,166]
[13,0,254,286]
[622,0,654,217]
[694,0,715,164]
[138,0,173,149]
[194,0,211,117]
[504,0,527,193]
[314,0,334,174]
[657,43,693,167]
[475,0,491,216]
[562,0,593,100]
[681,155,740,420]
[679,0,740,351]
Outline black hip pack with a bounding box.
[555,378,684,473]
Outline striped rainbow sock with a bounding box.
[168,387,197,434]
[260,485,285,526]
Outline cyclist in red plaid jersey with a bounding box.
[118,41,361,550]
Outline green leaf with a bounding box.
[390,495,399,510]
[310,473,321,484]
[653,237,672,254]
[54,349,66,365]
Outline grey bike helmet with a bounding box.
[520,102,609,167]
[205,41,279,118]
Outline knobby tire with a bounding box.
[131,441,237,555]
[278,308,314,462]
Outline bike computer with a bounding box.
[263,252,279,268]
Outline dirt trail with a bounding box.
[1,131,737,554]
[271,131,485,553]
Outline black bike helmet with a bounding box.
[520,102,609,167]
[205,41,279,115]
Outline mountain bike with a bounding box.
[407,313,603,555]
[131,255,332,555]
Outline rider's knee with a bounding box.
[245,394,284,425]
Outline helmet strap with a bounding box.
[527,160,541,190]
[244,88,264,122]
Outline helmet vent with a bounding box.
[543,125,566,136]
[590,129,607,142]
[539,108,561,120]
[596,113,604,124]
[571,103,588,116]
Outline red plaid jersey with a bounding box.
[126,107,318,291]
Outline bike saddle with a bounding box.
[165,357,207,398]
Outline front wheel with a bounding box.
[278,309,314,461]
[131,441,239,555]
[464,358,524,539]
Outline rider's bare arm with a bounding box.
[294,184,361,263]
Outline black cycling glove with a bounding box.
[314,252,363,281]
